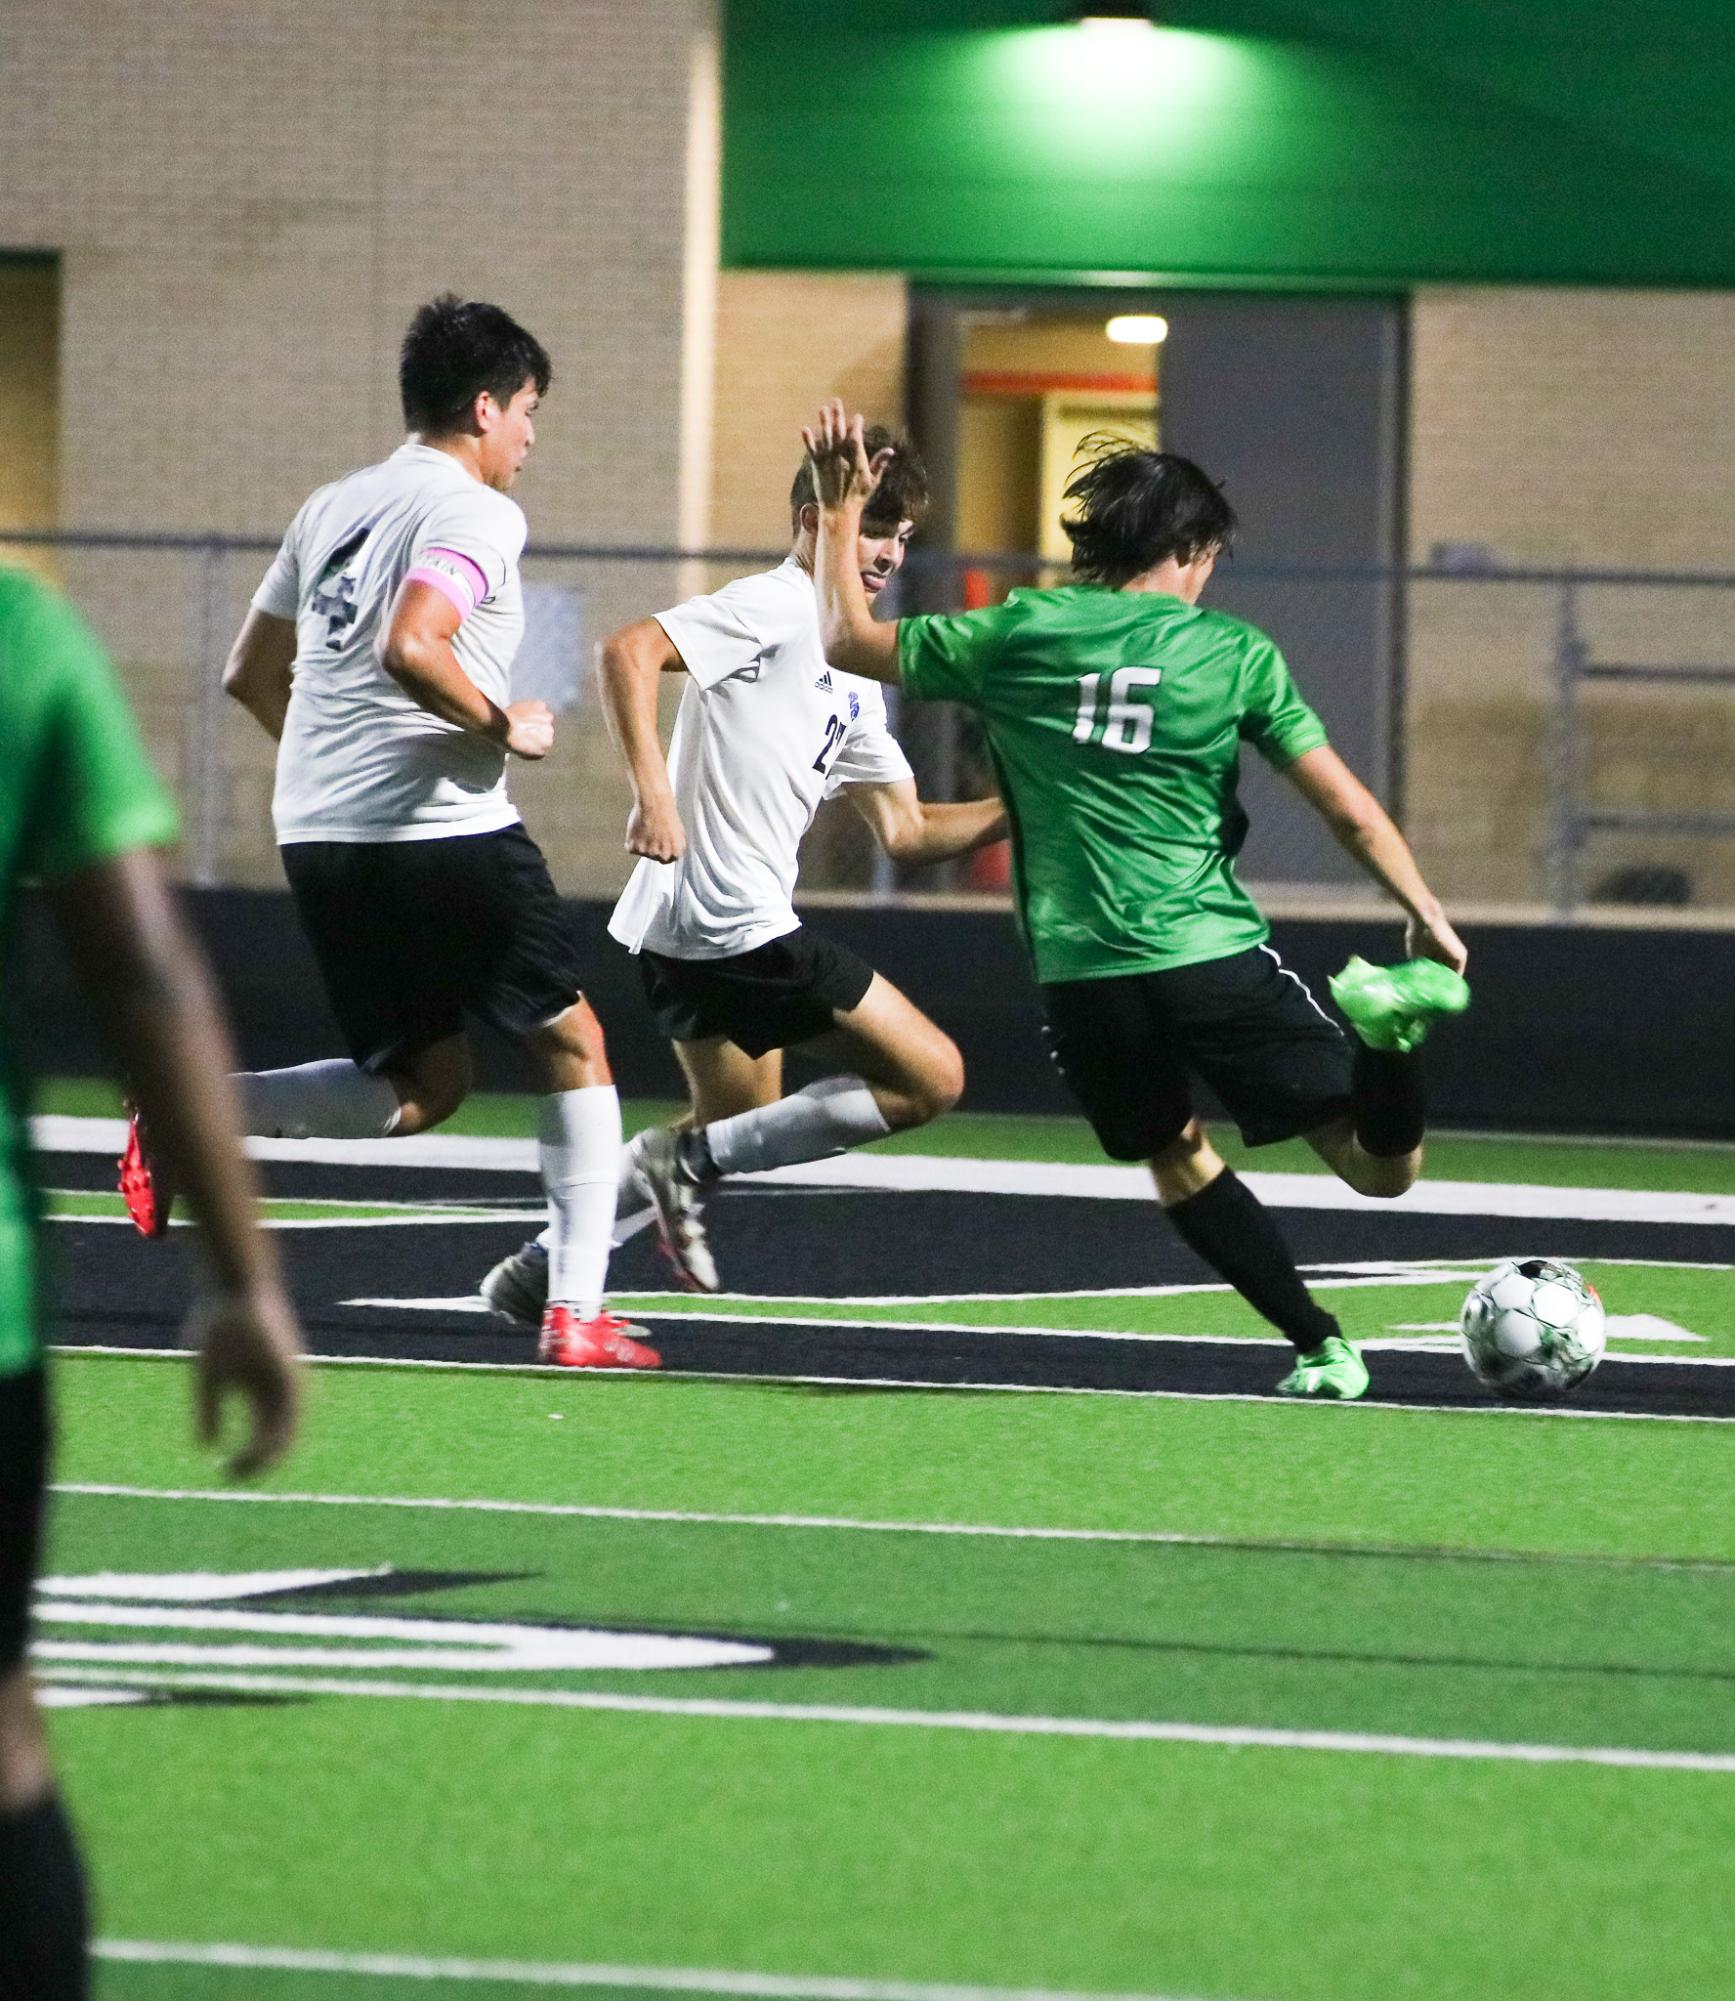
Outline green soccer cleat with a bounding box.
[1275,1334,1369,1401]
[1329,955,1470,1054]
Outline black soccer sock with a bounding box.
[1352,1043,1427,1158]
[0,1794,91,2001]
[1165,1168,1341,1354]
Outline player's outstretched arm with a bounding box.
[381,580,553,759]
[802,399,902,686]
[221,609,297,741]
[597,617,688,864]
[1283,745,1467,972]
[846,780,1006,865]
[46,849,303,1476]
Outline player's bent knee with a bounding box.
[868,1032,964,1130]
[1148,1122,1217,1205]
[534,997,608,1066]
[925,1042,966,1120]
[905,1045,964,1126]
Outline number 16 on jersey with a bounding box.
[1073,668,1163,755]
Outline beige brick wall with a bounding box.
[1407,288,1735,906]
[0,0,709,894]
[705,270,908,886]
[709,270,906,552]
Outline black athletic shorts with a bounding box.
[280,825,590,1073]
[638,925,876,1058]
[0,1365,50,1675]
[1040,944,1353,1159]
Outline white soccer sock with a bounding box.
[535,1142,655,1252]
[703,1076,890,1177]
[539,1085,622,1315]
[238,1061,402,1141]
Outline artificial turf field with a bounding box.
[26,1081,1735,2000]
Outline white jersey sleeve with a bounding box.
[409,483,527,600]
[251,503,306,619]
[655,572,804,691]
[823,681,914,796]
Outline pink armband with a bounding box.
[405,546,491,621]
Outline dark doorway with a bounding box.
[907,287,1407,892]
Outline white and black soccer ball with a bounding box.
[1460,1258,1607,1401]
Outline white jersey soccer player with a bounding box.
[120,295,656,1371]
[607,554,914,962]
[259,442,529,847]
[478,426,1005,1319]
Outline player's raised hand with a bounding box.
[801,398,893,512]
[504,699,555,759]
[627,790,686,864]
[187,1281,304,1480]
[1406,905,1468,976]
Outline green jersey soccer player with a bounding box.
[802,401,1469,1403]
[0,567,302,1998]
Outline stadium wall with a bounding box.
[11,6,1735,920]
[0,0,716,901]
[1406,287,1735,907]
[17,890,1735,1142]
[709,271,906,551]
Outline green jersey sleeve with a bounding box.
[1238,635,1329,769]
[5,573,181,879]
[897,602,1014,706]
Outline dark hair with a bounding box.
[1061,437,1236,587]
[791,424,930,530]
[399,294,552,435]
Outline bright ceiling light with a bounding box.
[1106,314,1169,345]
[1069,5,1156,28]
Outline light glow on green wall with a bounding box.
[723,4,1735,289]
[996,22,1247,117]
[985,25,1260,173]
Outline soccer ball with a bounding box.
[1460,1258,1606,1401]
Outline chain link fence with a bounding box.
[9,530,1735,918]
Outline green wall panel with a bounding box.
[723,2,1735,287]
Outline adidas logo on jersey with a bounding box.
[815,671,834,691]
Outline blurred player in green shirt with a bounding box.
[0,567,302,2000]
[802,401,1468,1403]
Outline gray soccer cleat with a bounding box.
[479,1238,549,1330]
[629,1125,720,1293]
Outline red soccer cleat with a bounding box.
[118,1104,175,1238]
[538,1306,661,1371]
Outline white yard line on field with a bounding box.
[53,1479,1735,1570]
[92,1940,1229,2001]
[333,1296,1729,1361]
[48,1665,1735,1773]
[32,1115,1735,1225]
[51,1344,1735,1420]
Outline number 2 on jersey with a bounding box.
[1072,667,1163,754]
[812,714,847,773]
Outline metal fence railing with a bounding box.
[9,530,1735,919]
